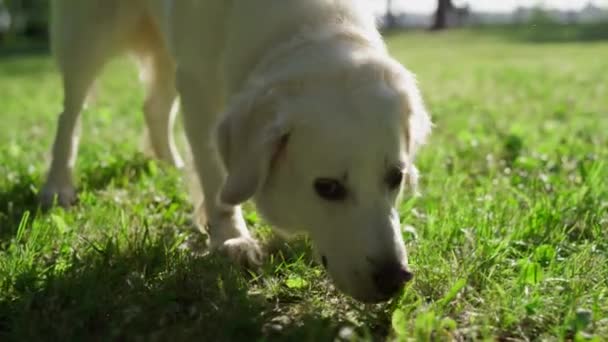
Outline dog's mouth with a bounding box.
[328,271,396,303]
[317,251,411,303]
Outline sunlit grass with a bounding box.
[1,28,607,340]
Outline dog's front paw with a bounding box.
[40,183,77,209]
[216,236,264,268]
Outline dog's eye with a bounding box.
[314,178,347,201]
[386,168,403,190]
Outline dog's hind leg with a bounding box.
[40,7,117,209]
[40,67,102,208]
[136,32,183,168]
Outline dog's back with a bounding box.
[50,0,166,68]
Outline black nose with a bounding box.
[372,262,413,298]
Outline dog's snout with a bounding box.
[372,261,412,298]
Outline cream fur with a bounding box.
[42,0,431,303]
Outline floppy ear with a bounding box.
[381,60,432,192]
[215,85,290,205]
[384,62,432,158]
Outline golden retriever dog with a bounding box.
[41,0,431,303]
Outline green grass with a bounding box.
[1,28,607,340]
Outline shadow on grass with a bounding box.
[0,233,348,341]
[0,174,40,241]
[77,152,160,192]
[0,153,172,242]
[0,154,367,340]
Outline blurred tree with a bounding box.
[432,0,454,30]
[384,0,396,29]
[3,0,48,39]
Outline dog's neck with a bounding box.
[238,23,387,96]
[253,24,384,76]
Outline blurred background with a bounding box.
[1,0,608,42]
[0,0,48,41]
[375,0,608,30]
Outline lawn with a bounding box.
[1,27,607,341]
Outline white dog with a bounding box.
[42,0,431,303]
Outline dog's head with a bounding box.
[215,55,431,303]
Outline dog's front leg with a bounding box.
[177,69,263,266]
